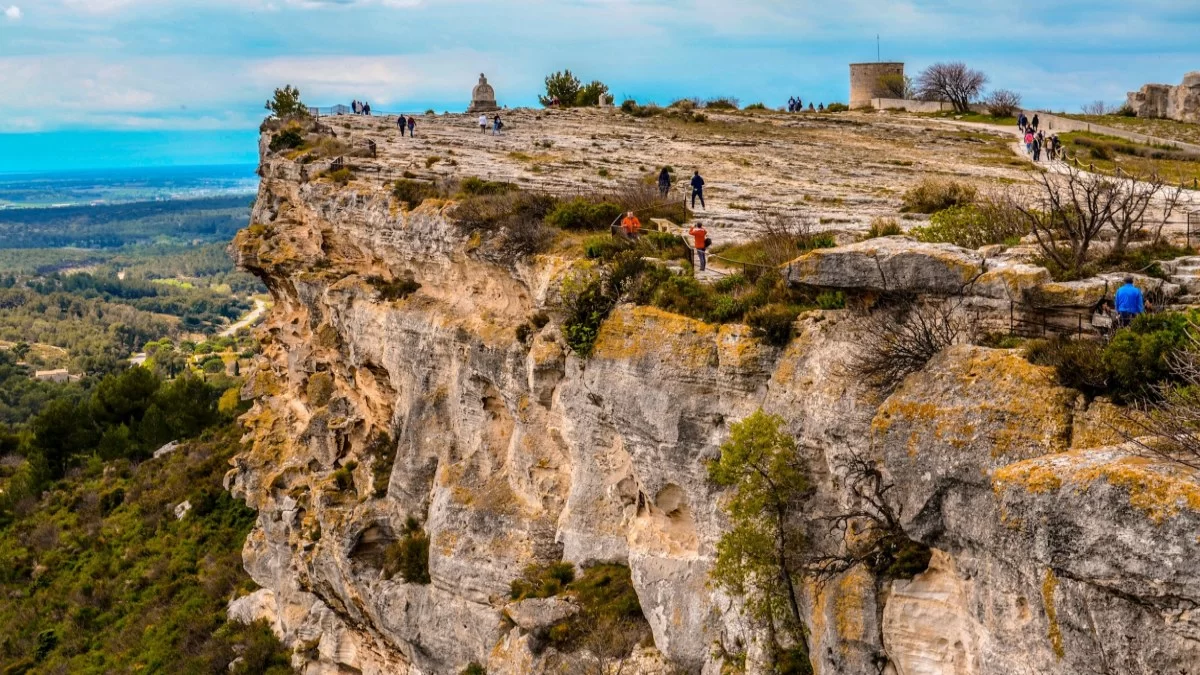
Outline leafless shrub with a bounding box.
[915,62,988,112]
[850,299,977,393]
[805,455,931,582]
[758,212,822,267]
[1011,165,1184,274]
[983,89,1023,117]
[1081,100,1114,116]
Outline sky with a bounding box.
[0,0,1197,172]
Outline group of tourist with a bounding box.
[477,114,505,135]
[1016,112,1062,161]
[787,99,829,112]
[397,115,417,137]
[350,100,372,115]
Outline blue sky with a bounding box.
[0,0,1197,172]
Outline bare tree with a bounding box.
[1110,173,1185,255]
[1013,166,1184,273]
[849,299,977,393]
[877,73,914,99]
[983,89,1023,117]
[1080,100,1113,116]
[805,455,931,582]
[915,62,988,112]
[1012,166,1122,275]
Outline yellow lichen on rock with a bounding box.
[592,305,718,369]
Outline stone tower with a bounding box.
[467,73,500,113]
[849,62,905,109]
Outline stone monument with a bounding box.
[467,73,500,114]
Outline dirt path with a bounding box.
[220,298,267,338]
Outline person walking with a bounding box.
[478,114,488,132]
[1051,134,1062,161]
[788,97,796,112]
[690,170,705,209]
[1032,136,1042,162]
[397,115,406,136]
[689,223,709,272]
[352,100,360,115]
[492,114,503,135]
[657,167,672,198]
[1031,114,1039,132]
[1017,112,1026,133]
[1024,130,1035,155]
[407,115,416,137]
[363,102,371,116]
[1114,277,1148,327]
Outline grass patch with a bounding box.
[909,199,1026,249]
[323,167,354,186]
[900,178,977,214]
[1059,131,1200,184]
[920,110,1018,127]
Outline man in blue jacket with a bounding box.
[690,170,705,209]
[1114,277,1147,326]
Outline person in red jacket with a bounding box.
[689,224,708,271]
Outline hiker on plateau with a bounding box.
[689,223,709,272]
[690,170,706,209]
[657,167,672,198]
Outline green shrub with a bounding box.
[384,517,432,584]
[324,167,354,186]
[744,102,768,111]
[367,430,397,498]
[367,275,421,301]
[865,217,902,239]
[900,179,978,214]
[332,461,357,492]
[391,179,441,207]
[816,291,846,310]
[268,127,305,153]
[824,102,850,112]
[1024,311,1198,401]
[706,97,740,110]
[747,304,800,347]
[546,198,623,230]
[583,235,630,260]
[909,201,1027,249]
[458,176,515,196]
[306,372,334,407]
[461,663,487,675]
[511,561,577,600]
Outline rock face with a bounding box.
[227,117,1200,675]
[1127,72,1200,123]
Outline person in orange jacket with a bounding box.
[689,223,709,271]
[621,211,642,238]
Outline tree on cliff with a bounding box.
[708,410,814,673]
[264,85,309,119]
[915,62,987,112]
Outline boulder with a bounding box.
[787,236,984,294]
[503,597,579,632]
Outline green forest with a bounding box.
[0,191,292,673]
[0,196,252,249]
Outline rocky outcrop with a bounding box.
[1127,72,1200,123]
[226,116,1200,675]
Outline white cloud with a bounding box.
[4,5,21,20]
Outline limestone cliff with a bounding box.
[228,112,1200,675]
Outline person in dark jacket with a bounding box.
[690,171,705,209]
[407,116,416,136]
[657,167,672,198]
[397,115,406,136]
[1032,114,1039,132]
